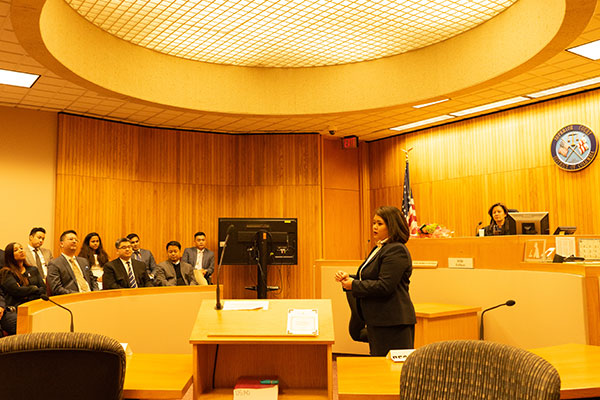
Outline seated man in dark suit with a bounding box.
[0,287,16,335]
[154,241,198,286]
[127,233,157,278]
[182,231,215,284]
[47,230,98,295]
[103,238,153,290]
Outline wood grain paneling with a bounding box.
[367,89,600,237]
[56,114,321,299]
[321,138,361,260]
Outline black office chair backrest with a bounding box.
[0,331,126,400]
[399,340,560,400]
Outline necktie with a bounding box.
[34,249,42,269]
[134,251,142,262]
[127,261,138,288]
[69,258,91,292]
[196,250,204,269]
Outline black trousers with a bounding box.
[366,324,415,356]
[0,310,17,335]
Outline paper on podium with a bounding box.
[286,309,318,336]
[222,300,269,311]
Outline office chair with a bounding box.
[399,340,560,400]
[0,331,126,400]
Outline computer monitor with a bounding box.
[506,212,550,235]
[217,218,298,265]
[553,226,577,235]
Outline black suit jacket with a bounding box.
[102,258,153,290]
[350,242,416,327]
[0,266,45,307]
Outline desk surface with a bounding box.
[124,353,193,400]
[189,299,335,344]
[530,343,600,399]
[414,303,480,318]
[337,343,600,400]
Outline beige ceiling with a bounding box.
[1,0,600,140]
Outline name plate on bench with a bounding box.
[448,258,473,269]
[386,349,415,363]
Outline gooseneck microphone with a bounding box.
[41,294,75,332]
[215,224,235,310]
[479,299,516,340]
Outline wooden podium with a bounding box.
[189,299,335,400]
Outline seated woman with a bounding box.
[483,203,511,236]
[78,233,110,289]
[0,243,46,310]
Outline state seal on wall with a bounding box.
[551,124,597,171]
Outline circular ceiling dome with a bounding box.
[66,0,518,68]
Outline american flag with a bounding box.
[402,159,419,236]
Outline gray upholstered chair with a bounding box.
[399,340,560,400]
[0,331,126,400]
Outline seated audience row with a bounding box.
[0,228,216,335]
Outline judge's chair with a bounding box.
[399,340,560,400]
[0,331,126,400]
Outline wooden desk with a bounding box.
[414,303,480,347]
[337,357,401,400]
[189,299,335,400]
[530,343,600,399]
[337,344,600,400]
[124,353,193,400]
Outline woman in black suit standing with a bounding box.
[335,205,416,356]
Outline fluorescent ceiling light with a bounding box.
[450,96,529,117]
[0,68,40,88]
[413,98,450,109]
[527,76,600,99]
[567,40,600,60]
[390,115,454,131]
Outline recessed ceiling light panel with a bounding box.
[528,77,600,98]
[450,96,530,117]
[567,40,600,60]
[0,69,40,88]
[390,115,454,132]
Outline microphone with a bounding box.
[215,224,235,310]
[479,300,515,340]
[41,294,75,332]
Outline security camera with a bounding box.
[328,130,336,136]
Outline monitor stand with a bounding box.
[244,229,280,299]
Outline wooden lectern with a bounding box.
[189,299,335,400]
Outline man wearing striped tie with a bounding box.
[102,238,153,290]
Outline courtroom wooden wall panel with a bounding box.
[321,138,362,260]
[366,89,600,236]
[56,114,322,299]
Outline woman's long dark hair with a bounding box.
[487,202,508,225]
[78,232,109,267]
[375,206,410,244]
[0,242,29,286]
